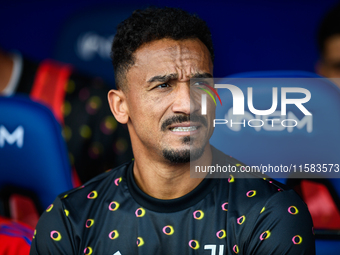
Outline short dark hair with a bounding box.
[317,3,340,56]
[111,7,214,90]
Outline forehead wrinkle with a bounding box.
[173,53,203,80]
[165,43,200,64]
[131,39,212,86]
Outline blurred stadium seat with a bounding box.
[209,70,340,254]
[0,96,73,228]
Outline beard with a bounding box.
[162,136,206,164]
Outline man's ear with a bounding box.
[108,89,129,124]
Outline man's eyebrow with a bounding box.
[147,73,212,83]
[191,73,213,79]
[147,73,178,83]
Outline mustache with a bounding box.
[161,114,208,131]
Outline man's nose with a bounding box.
[171,83,199,115]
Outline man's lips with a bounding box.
[161,114,207,132]
[168,122,201,132]
[170,126,198,132]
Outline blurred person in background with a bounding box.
[0,49,133,184]
[316,2,340,85]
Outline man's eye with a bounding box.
[192,81,208,87]
[156,83,170,88]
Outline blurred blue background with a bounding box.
[0,0,339,87]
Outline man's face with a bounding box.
[123,38,214,164]
[317,35,340,86]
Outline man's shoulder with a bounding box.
[58,162,131,202]
[224,175,301,209]
[228,177,315,254]
[217,172,314,254]
[211,146,304,217]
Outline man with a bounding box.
[30,7,315,254]
[316,2,340,83]
[0,49,133,183]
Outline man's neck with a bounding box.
[0,51,14,93]
[132,143,212,200]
